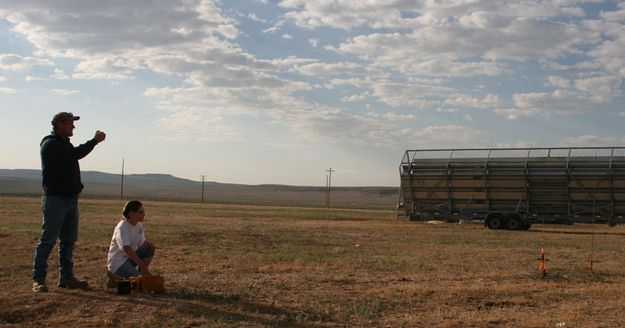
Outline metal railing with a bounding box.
[402,147,625,163]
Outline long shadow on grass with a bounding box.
[529,229,625,236]
[163,288,334,327]
[62,289,334,328]
[534,269,621,283]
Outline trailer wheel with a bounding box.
[506,216,521,230]
[486,216,503,229]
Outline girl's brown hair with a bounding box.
[122,200,143,219]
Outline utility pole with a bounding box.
[120,158,125,200]
[200,175,205,203]
[325,173,329,208]
[326,167,334,208]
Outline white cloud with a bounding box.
[290,1,594,67]
[50,88,79,96]
[493,107,541,120]
[436,108,459,113]
[280,1,586,30]
[496,140,540,148]
[51,68,70,80]
[0,53,53,71]
[0,76,6,82]
[270,56,317,67]
[2,1,238,57]
[247,13,266,23]
[584,11,625,78]
[494,86,615,119]
[510,90,598,116]
[145,80,321,142]
[1,0,623,152]
[370,82,454,108]
[547,76,571,89]
[404,59,507,77]
[0,87,17,94]
[285,108,381,144]
[600,3,625,22]
[293,61,385,78]
[405,125,485,148]
[25,76,44,81]
[574,75,622,102]
[155,109,241,142]
[72,57,140,80]
[333,17,586,72]
[282,109,475,147]
[561,134,625,147]
[280,1,408,30]
[263,19,285,33]
[381,112,417,121]
[341,92,370,102]
[444,94,502,109]
[0,1,240,82]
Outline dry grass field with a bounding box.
[2,196,625,327]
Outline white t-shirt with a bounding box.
[107,219,146,273]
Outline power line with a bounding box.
[200,175,205,203]
[120,158,125,200]
[325,167,334,208]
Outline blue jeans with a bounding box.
[114,245,155,278]
[32,196,79,283]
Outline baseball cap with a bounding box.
[51,112,80,126]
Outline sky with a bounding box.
[0,0,624,187]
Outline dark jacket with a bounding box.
[40,133,98,197]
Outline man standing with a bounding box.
[32,112,106,292]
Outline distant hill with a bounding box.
[0,169,399,210]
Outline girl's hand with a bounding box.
[139,264,152,277]
[144,240,156,251]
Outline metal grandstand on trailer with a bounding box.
[398,147,625,230]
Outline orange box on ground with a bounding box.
[129,276,165,293]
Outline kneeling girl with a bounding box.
[107,200,156,279]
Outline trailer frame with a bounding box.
[398,147,625,229]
